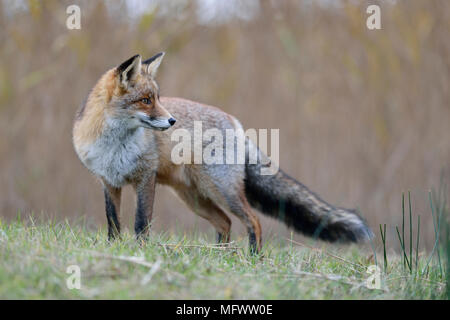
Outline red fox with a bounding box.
[73,53,372,253]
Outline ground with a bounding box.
[0,219,447,299]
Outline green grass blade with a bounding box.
[409,191,413,274]
[379,224,388,272]
[415,215,420,274]
[423,191,443,276]
[402,193,405,269]
[396,226,411,271]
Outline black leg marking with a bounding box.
[217,232,224,243]
[104,188,120,241]
[217,232,230,244]
[133,174,156,242]
[135,193,149,240]
[248,230,258,255]
[134,192,153,241]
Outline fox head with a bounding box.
[105,53,175,131]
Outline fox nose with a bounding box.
[168,118,176,126]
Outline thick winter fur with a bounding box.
[244,147,373,242]
[73,53,372,253]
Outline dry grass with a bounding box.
[0,219,446,299]
[0,0,449,250]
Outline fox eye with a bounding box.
[141,98,151,105]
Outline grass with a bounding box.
[0,216,447,299]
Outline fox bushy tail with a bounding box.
[244,146,373,243]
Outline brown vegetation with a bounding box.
[0,0,448,249]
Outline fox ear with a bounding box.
[117,54,142,88]
[143,52,165,78]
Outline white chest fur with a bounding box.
[79,125,157,187]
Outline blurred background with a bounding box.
[0,0,448,250]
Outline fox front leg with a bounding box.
[103,183,122,241]
[134,173,156,241]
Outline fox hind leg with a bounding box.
[217,230,230,244]
[226,190,262,254]
[176,188,231,245]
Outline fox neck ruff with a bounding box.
[76,118,158,187]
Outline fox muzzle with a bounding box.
[139,114,176,131]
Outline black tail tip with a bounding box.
[353,224,374,243]
[319,208,374,244]
[341,209,374,243]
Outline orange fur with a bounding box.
[73,70,116,149]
